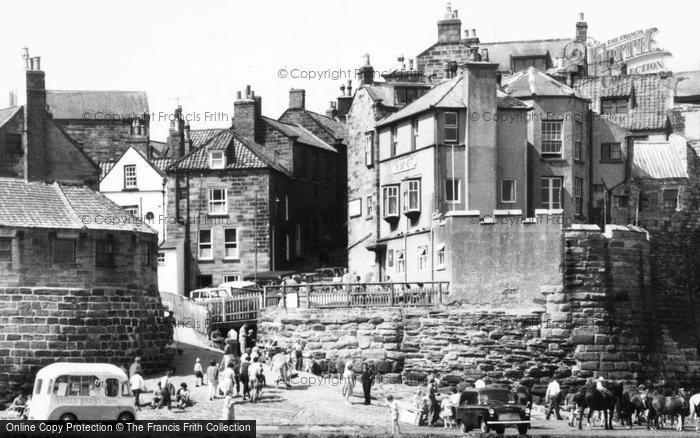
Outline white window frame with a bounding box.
[223,275,240,283]
[382,185,399,218]
[123,165,137,189]
[417,246,428,271]
[436,243,445,270]
[541,177,562,210]
[444,112,458,143]
[198,230,213,260]
[403,180,421,213]
[157,251,165,264]
[396,250,405,274]
[124,205,139,217]
[574,177,584,216]
[411,118,419,150]
[364,132,374,166]
[223,228,239,260]
[541,120,563,155]
[445,178,460,203]
[387,249,394,268]
[574,121,583,161]
[391,126,398,157]
[208,189,227,215]
[209,150,226,169]
[501,180,516,203]
[366,195,373,218]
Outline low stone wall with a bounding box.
[0,286,172,406]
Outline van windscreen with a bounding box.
[33,379,42,395]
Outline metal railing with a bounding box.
[263,281,449,309]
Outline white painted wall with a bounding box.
[158,245,184,296]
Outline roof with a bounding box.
[169,129,291,175]
[189,129,222,148]
[573,74,671,131]
[674,71,700,99]
[149,140,167,158]
[364,85,393,104]
[473,38,570,72]
[504,67,581,98]
[0,106,21,128]
[151,158,174,172]
[301,109,347,141]
[159,237,183,250]
[0,178,155,233]
[46,90,148,120]
[632,140,688,179]
[35,362,126,379]
[262,117,336,152]
[376,76,529,127]
[100,161,115,180]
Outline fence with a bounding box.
[204,291,261,326]
[263,281,449,309]
[160,292,209,335]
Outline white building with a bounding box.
[99,146,171,242]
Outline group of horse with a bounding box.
[560,381,700,431]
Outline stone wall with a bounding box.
[54,120,141,163]
[0,286,172,406]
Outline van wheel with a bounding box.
[479,418,489,433]
[59,413,77,422]
[117,412,135,422]
[518,424,529,435]
[459,421,470,433]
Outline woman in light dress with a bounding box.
[341,363,355,404]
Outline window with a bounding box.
[157,252,165,264]
[198,230,212,260]
[600,97,629,115]
[224,228,239,259]
[284,195,289,221]
[663,189,679,209]
[53,239,76,263]
[105,378,119,397]
[53,375,101,397]
[501,180,516,203]
[396,250,405,274]
[391,126,398,157]
[387,249,394,268]
[541,121,563,155]
[614,196,629,208]
[574,122,583,161]
[511,56,547,72]
[177,178,188,202]
[141,241,152,266]
[364,132,374,166]
[574,177,584,216]
[541,177,562,210]
[285,233,291,261]
[5,133,22,154]
[209,150,226,169]
[436,243,445,269]
[601,143,622,161]
[223,275,240,283]
[382,185,399,218]
[411,119,419,151]
[124,205,139,217]
[444,112,458,143]
[395,87,419,106]
[95,239,115,267]
[0,237,12,262]
[641,192,658,211]
[208,189,227,215]
[123,165,137,189]
[196,275,213,288]
[295,223,302,257]
[403,180,420,213]
[366,195,373,218]
[445,179,460,203]
[417,246,428,271]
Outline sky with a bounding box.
[1,0,699,141]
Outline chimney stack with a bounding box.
[346,79,353,96]
[325,100,338,119]
[437,2,461,43]
[289,88,306,109]
[576,12,588,43]
[166,106,186,159]
[24,50,47,182]
[336,81,353,122]
[358,53,375,85]
[232,85,262,143]
[463,28,480,45]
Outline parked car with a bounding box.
[242,270,298,287]
[314,268,341,282]
[190,287,230,302]
[27,362,135,421]
[329,267,346,277]
[218,281,260,295]
[454,387,530,434]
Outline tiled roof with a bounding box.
[377,75,529,127]
[504,67,581,98]
[169,129,290,175]
[0,106,21,129]
[302,110,347,141]
[364,85,392,104]
[632,139,688,179]
[189,129,223,148]
[100,161,115,180]
[151,158,174,172]
[46,90,148,120]
[573,74,671,131]
[262,117,337,152]
[149,140,167,158]
[0,178,155,233]
[477,38,570,72]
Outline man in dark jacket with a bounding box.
[361,363,375,405]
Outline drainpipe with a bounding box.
[587,107,594,221]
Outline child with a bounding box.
[387,395,401,436]
[206,359,219,401]
[176,383,190,409]
[8,393,27,418]
[150,383,162,409]
[194,358,203,387]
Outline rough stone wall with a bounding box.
[54,120,139,163]
[0,109,24,178]
[0,286,172,406]
[416,42,470,82]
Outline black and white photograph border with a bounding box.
[1,0,700,436]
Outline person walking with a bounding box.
[193,358,203,387]
[341,363,355,404]
[293,342,303,371]
[218,362,235,398]
[248,357,263,403]
[222,342,234,369]
[129,370,146,411]
[206,360,219,401]
[240,355,251,400]
[387,395,401,436]
[427,377,440,426]
[545,377,563,420]
[361,363,375,405]
[129,357,142,378]
[238,324,248,356]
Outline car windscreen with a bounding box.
[479,389,514,404]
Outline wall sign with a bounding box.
[587,28,672,75]
[391,155,417,174]
[349,198,362,218]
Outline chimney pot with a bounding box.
[578,12,584,21]
[245,85,251,98]
[250,90,255,99]
[471,29,476,37]
[362,53,371,66]
[236,91,242,100]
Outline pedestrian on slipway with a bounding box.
[222,341,234,369]
[218,362,235,398]
[129,370,146,411]
[240,355,251,400]
[387,395,401,436]
[341,363,355,404]
[361,362,375,405]
[206,359,219,401]
[545,377,563,420]
[193,358,203,387]
[129,356,142,378]
[239,323,248,356]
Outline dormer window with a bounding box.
[209,150,226,169]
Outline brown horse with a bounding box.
[620,388,646,428]
[647,392,690,431]
[575,382,621,430]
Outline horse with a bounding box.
[575,381,621,430]
[620,387,646,428]
[647,392,689,431]
[689,393,700,432]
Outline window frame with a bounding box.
[157,251,165,264]
[411,118,419,151]
[387,249,394,268]
[123,164,137,189]
[501,179,516,204]
[663,189,679,209]
[436,244,446,270]
[53,238,76,263]
[540,176,563,210]
[198,229,213,261]
[223,228,239,260]
[364,132,374,167]
[366,195,373,218]
[574,121,583,162]
[403,179,421,213]
[95,238,115,268]
[601,143,623,162]
[382,185,400,218]
[207,188,227,216]
[396,250,405,274]
[223,274,240,283]
[0,237,12,262]
[209,150,226,169]
[541,120,563,155]
[574,177,584,216]
[600,97,629,115]
[445,178,461,203]
[123,205,139,217]
[390,126,398,157]
[444,111,458,143]
[417,246,428,272]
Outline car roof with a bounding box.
[218,281,257,289]
[36,362,127,380]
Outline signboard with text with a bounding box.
[587,27,672,75]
